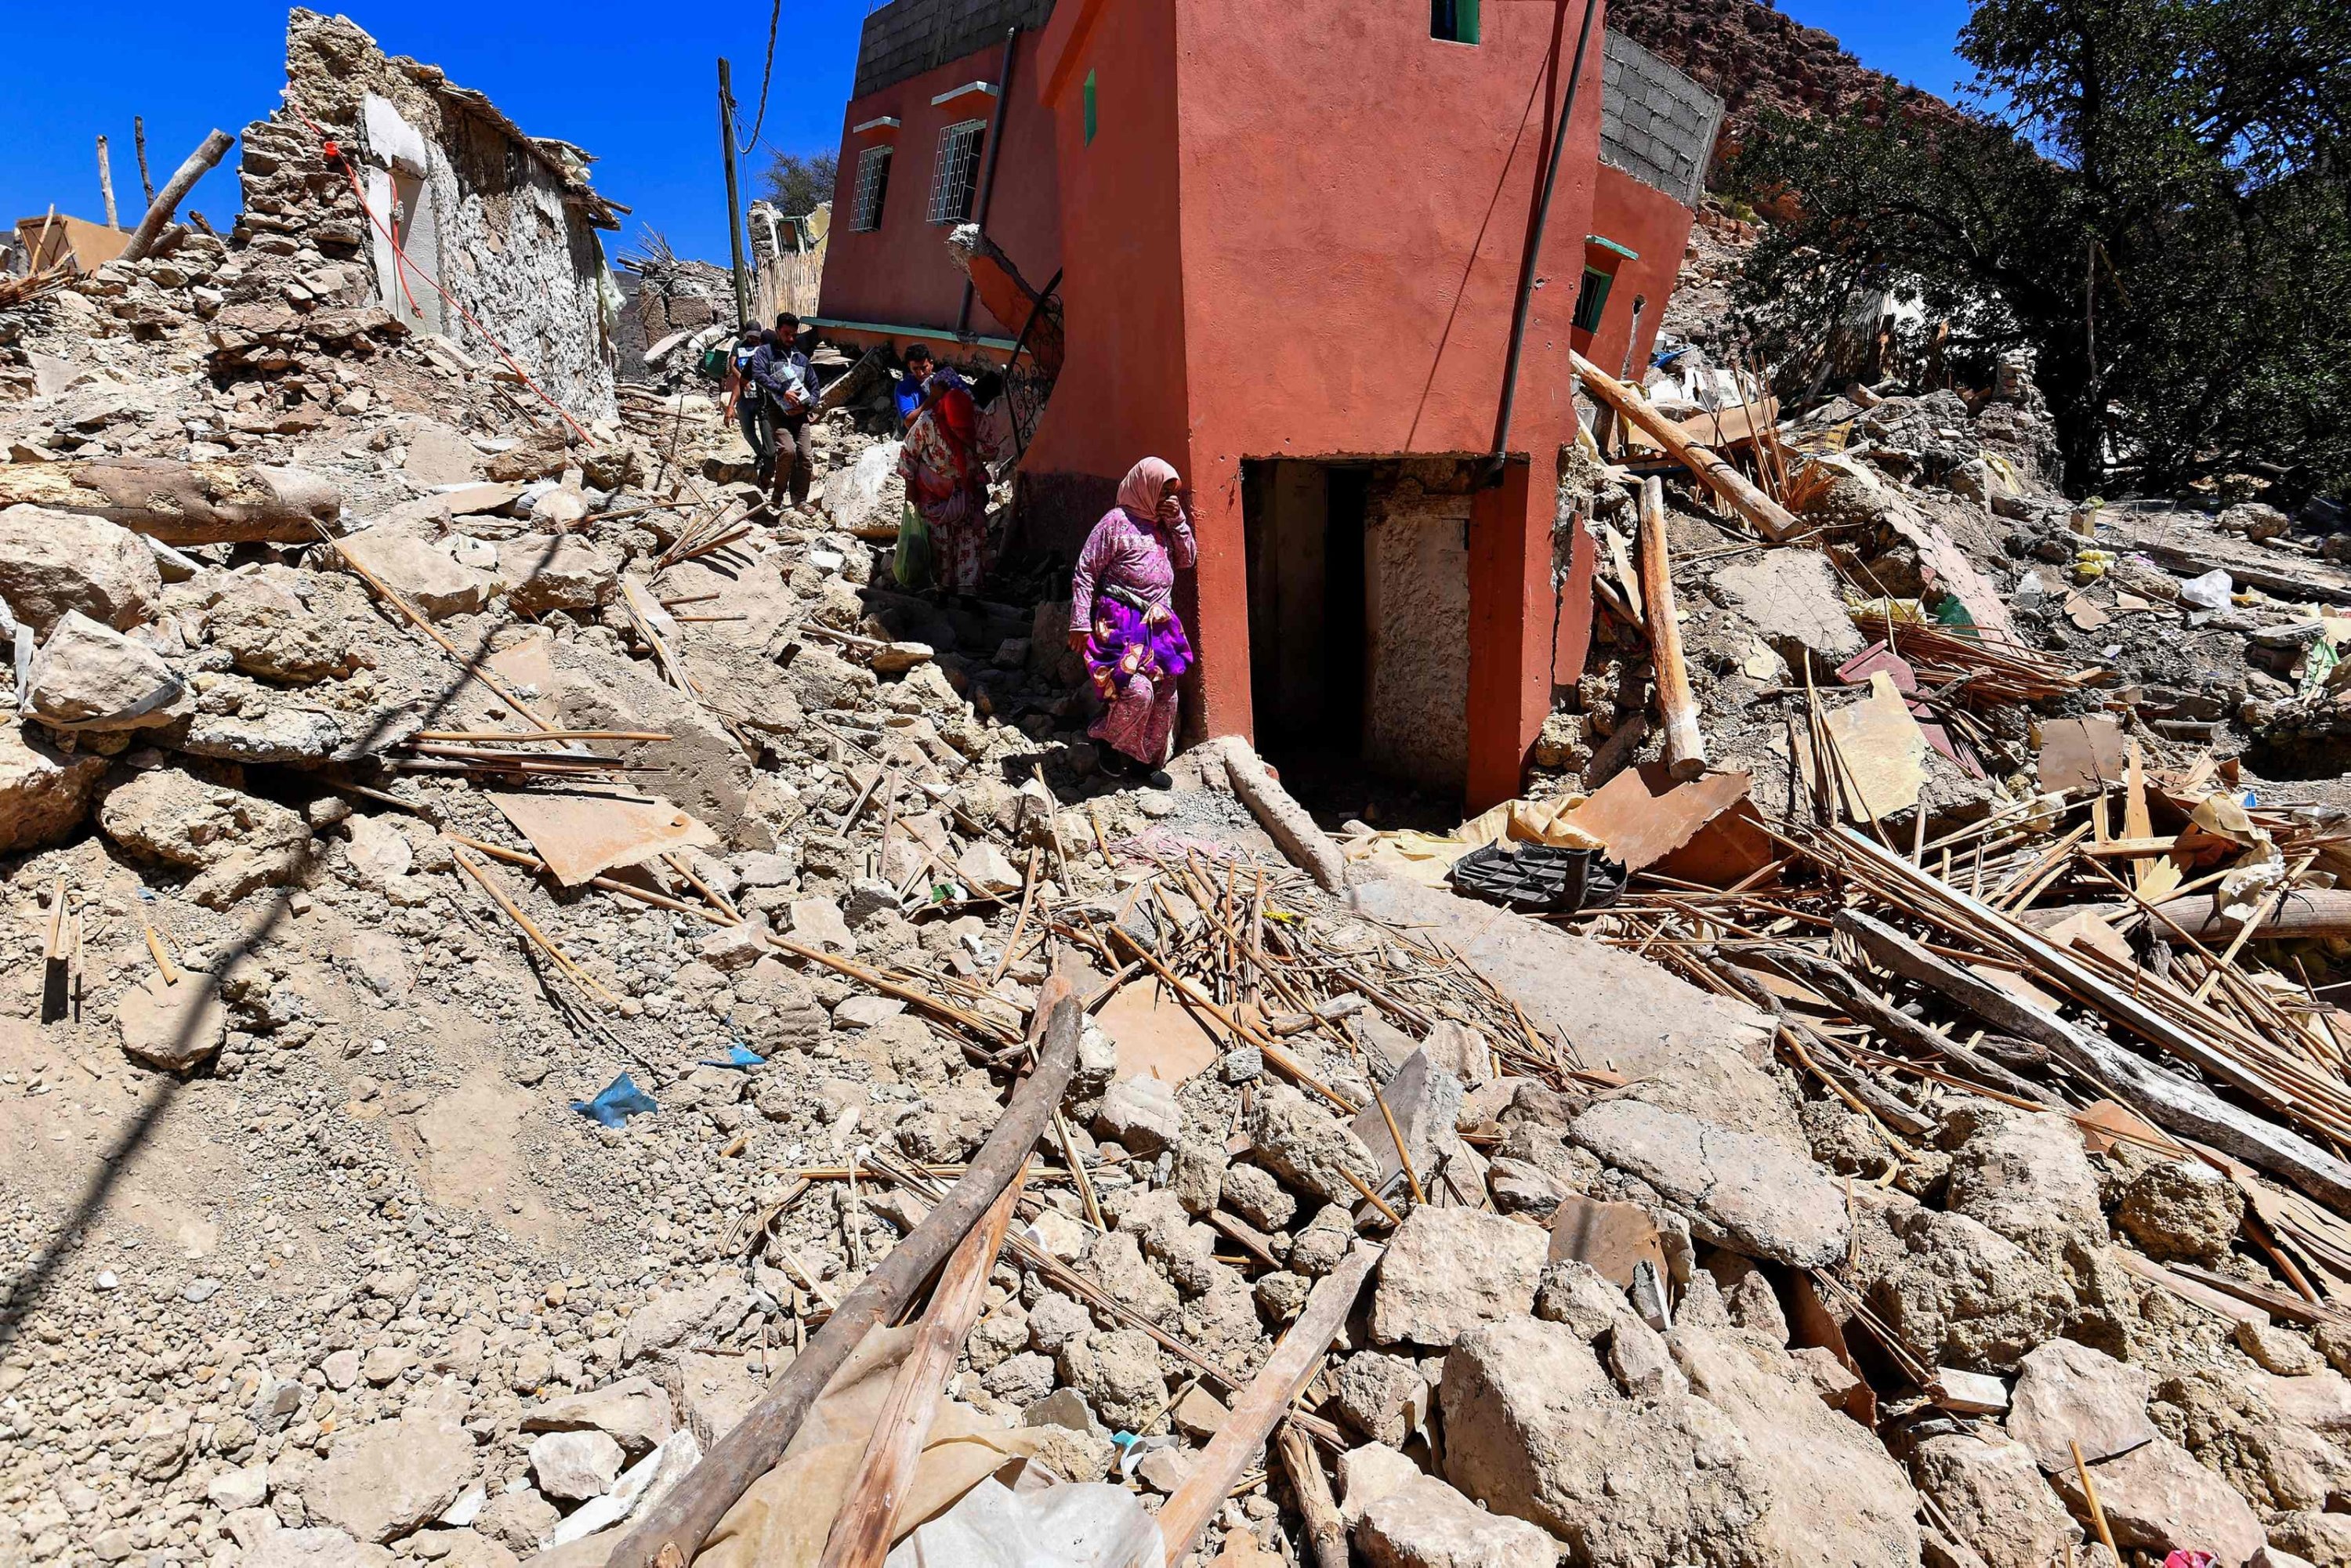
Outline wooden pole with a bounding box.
[96,137,118,229]
[133,118,157,208]
[603,982,1085,1568]
[1638,476,1706,780]
[717,59,751,324]
[1276,1421,1349,1568]
[1572,350,1799,542]
[1148,1245,1381,1568]
[119,129,233,263]
[815,1171,1029,1568]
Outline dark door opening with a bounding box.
[1241,458,1462,829]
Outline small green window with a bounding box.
[1572,267,1614,333]
[1432,0,1479,43]
[1083,69,1097,145]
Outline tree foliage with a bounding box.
[759,150,838,218]
[1726,0,2351,498]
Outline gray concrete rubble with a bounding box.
[5,19,2351,1568]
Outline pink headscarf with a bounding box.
[1117,456,1180,520]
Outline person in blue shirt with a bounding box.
[893,343,935,433]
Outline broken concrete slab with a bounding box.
[519,1374,676,1459]
[1569,1098,1851,1267]
[0,719,109,852]
[1712,548,1864,667]
[116,972,230,1072]
[2050,1436,2264,1566]
[1354,1472,1560,1568]
[2004,1338,2159,1473]
[1441,1313,1919,1567]
[23,611,189,731]
[1348,877,1773,1078]
[332,529,494,620]
[302,1407,476,1543]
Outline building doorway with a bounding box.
[1240,457,1473,825]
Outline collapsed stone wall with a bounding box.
[236,8,619,423]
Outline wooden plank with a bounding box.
[603,983,1085,1568]
[1572,351,1799,542]
[815,1171,1029,1568]
[1638,476,1706,780]
[1832,870,2351,1211]
[1149,1246,1382,1568]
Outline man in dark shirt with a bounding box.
[750,313,818,509]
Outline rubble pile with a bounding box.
[9,55,2351,1568]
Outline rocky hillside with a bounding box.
[1608,0,1965,164]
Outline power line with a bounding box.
[737,0,782,156]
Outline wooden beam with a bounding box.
[1637,476,1705,779]
[1148,1244,1381,1567]
[119,129,234,263]
[1833,895,2351,1211]
[603,980,1085,1568]
[816,1171,1029,1568]
[1571,351,1799,542]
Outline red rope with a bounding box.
[285,103,596,446]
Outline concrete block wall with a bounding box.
[853,0,1056,99]
[1599,31,1725,208]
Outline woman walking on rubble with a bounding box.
[897,365,991,598]
[1068,456,1196,783]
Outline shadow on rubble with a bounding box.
[0,534,581,1338]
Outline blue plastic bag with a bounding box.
[570,1074,657,1127]
[698,1044,766,1070]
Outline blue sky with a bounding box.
[1,0,1971,266]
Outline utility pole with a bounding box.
[96,136,118,229]
[717,57,751,324]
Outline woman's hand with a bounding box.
[1067,628,1089,654]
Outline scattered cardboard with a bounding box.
[489,790,717,886]
[2041,908,2135,966]
[1650,798,1778,887]
[2074,1099,2175,1158]
[1560,763,1752,874]
[1835,642,1979,775]
[1820,673,1927,823]
[1546,1192,1667,1288]
[2063,590,2111,631]
[1098,978,1219,1087]
[2038,715,2126,794]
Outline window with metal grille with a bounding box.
[1573,267,1614,333]
[850,146,892,232]
[1432,0,1479,43]
[927,120,987,224]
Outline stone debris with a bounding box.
[6,20,2351,1568]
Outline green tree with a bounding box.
[1726,0,2351,498]
[759,150,838,217]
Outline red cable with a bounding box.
[287,103,596,446]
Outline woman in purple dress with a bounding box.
[1067,457,1197,780]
